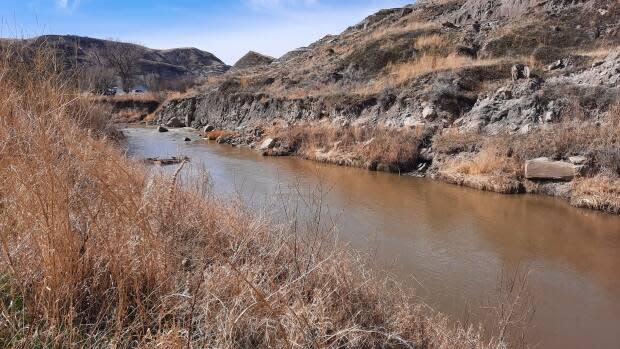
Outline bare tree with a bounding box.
[101,40,142,91]
[76,65,117,94]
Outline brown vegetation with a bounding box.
[435,104,620,203]
[436,139,523,194]
[572,176,620,214]
[204,129,237,141]
[0,41,507,348]
[268,123,429,172]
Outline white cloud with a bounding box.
[56,0,80,10]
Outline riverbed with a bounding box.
[123,126,620,349]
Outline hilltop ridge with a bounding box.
[4,35,230,90]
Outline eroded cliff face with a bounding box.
[153,0,619,213]
[156,0,618,130]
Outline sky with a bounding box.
[0,0,413,64]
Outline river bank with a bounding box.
[142,118,619,215]
[123,126,620,349]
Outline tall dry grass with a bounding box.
[435,105,620,199]
[0,42,504,347]
[269,123,428,172]
[356,55,500,95]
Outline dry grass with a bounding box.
[415,34,447,50]
[434,130,484,155]
[268,123,428,172]
[509,106,620,175]
[444,148,520,177]
[571,176,620,214]
[387,55,495,84]
[0,41,512,348]
[435,105,619,200]
[437,140,523,194]
[576,45,620,59]
[364,19,441,43]
[356,55,500,95]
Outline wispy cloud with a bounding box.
[247,0,319,11]
[56,0,80,10]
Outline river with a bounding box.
[123,126,620,349]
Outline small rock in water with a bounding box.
[184,137,191,142]
[203,125,215,133]
[158,126,169,132]
[259,137,276,150]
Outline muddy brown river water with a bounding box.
[123,127,620,349]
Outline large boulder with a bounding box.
[165,117,184,128]
[511,64,531,81]
[525,157,582,181]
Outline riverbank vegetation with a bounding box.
[267,122,430,172]
[0,43,508,347]
[434,104,620,212]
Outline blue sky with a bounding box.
[0,0,413,64]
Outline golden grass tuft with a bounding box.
[415,34,447,50]
[364,19,441,43]
[355,55,500,95]
[437,143,524,194]
[572,176,620,214]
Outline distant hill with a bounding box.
[6,35,230,90]
[233,51,275,70]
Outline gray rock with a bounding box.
[525,158,582,181]
[203,125,215,133]
[422,105,437,119]
[166,117,184,128]
[544,110,557,122]
[184,137,191,142]
[568,156,587,165]
[511,64,531,81]
[157,126,168,132]
[547,59,565,71]
[519,124,532,134]
[259,138,276,150]
[420,148,434,162]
